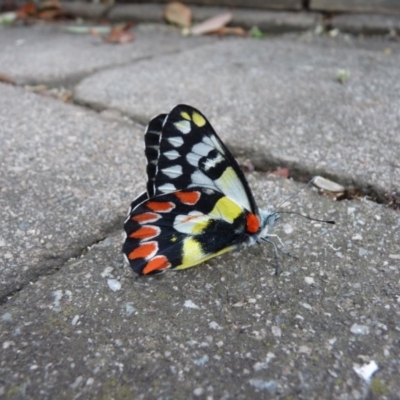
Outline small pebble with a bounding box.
[350,324,370,335]
[353,360,378,382]
[193,387,204,396]
[184,300,200,309]
[107,278,121,292]
[313,176,344,192]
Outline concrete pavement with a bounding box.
[1,22,399,399]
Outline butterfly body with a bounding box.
[123,105,279,275]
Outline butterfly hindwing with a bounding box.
[123,187,251,275]
[144,113,167,197]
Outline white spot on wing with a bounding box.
[186,152,201,167]
[203,153,224,171]
[168,136,184,147]
[174,120,191,134]
[192,141,212,157]
[190,170,216,189]
[164,150,180,160]
[158,183,177,193]
[174,211,209,234]
[209,135,225,154]
[215,167,251,210]
[162,164,183,178]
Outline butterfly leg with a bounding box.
[265,234,297,259]
[262,238,281,275]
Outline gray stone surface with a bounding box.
[61,1,111,19]
[0,24,212,86]
[74,34,400,199]
[109,4,319,32]
[190,7,319,32]
[1,176,399,398]
[331,13,400,35]
[1,21,400,399]
[310,0,400,14]
[108,3,165,23]
[0,83,142,299]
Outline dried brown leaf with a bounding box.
[164,1,191,28]
[37,9,61,20]
[103,23,135,44]
[17,0,64,20]
[190,12,232,36]
[16,3,37,19]
[268,168,290,179]
[0,73,15,84]
[213,26,247,36]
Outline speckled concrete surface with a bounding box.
[74,35,400,199]
[0,21,399,399]
[0,24,213,86]
[0,83,142,299]
[1,177,399,399]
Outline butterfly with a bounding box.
[122,104,282,276]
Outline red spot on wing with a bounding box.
[146,201,175,213]
[143,255,171,274]
[129,225,160,240]
[132,212,160,223]
[246,213,260,234]
[174,191,201,205]
[128,241,158,260]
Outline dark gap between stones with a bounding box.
[0,217,124,305]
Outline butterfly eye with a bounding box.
[266,213,279,227]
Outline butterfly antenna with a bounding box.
[276,211,335,224]
[273,177,335,224]
[274,177,316,212]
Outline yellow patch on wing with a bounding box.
[209,195,243,223]
[215,166,251,211]
[192,112,206,127]
[175,237,233,270]
[181,111,191,120]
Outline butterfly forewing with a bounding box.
[151,105,259,215]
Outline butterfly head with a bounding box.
[244,209,279,246]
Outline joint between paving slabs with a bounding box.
[0,219,123,306]
[90,102,400,211]
[25,43,214,104]
[251,160,399,210]
[19,82,400,211]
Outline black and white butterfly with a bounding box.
[122,104,332,275]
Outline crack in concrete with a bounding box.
[232,146,399,211]
[5,56,398,304]
[0,216,123,306]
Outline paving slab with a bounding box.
[0,83,145,300]
[1,175,399,399]
[74,34,400,199]
[108,4,319,32]
[331,13,400,35]
[310,0,400,14]
[0,24,213,86]
[1,22,400,399]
